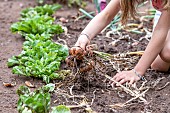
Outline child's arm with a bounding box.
[113,9,170,85]
[134,10,170,76]
[74,0,120,50]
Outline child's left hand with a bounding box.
[112,70,140,86]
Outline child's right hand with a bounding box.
[69,34,90,58]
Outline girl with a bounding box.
[70,0,170,85]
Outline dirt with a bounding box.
[0,0,170,113]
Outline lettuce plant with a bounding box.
[8,34,69,83]
[17,84,71,113]
[11,15,64,36]
[20,4,62,19]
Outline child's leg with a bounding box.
[151,30,170,71]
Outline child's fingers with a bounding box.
[116,79,125,86]
[86,45,93,51]
[129,79,135,85]
[110,72,123,86]
[114,73,125,82]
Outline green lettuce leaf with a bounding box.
[9,35,69,83]
[17,84,54,113]
[51,105,71,113]
[11,15,64,36]
[21,4,62,19]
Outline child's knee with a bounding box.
[151,62,160,71]
[151,62,169,72]
[160,45,170,63]
[151,55,170,72]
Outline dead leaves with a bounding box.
[3,82,16,87]
[3,81,35,88]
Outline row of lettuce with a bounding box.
[8,4,69,84]
[8,4,71,113]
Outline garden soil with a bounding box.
[0,0,170,113]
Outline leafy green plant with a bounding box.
[17,84,53,113]
[11,15,64,36]
[21,4,62,19]
[51,105,71,113]
[8,34,69,83]
[17,84,71,113]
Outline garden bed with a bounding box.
[0,0,170,113]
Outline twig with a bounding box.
[156,82,170,91]
[66,104,86,109]
[90,89,96,105]
[69,85,74,95]
[151,77,165,88]
[54,88,85,99]
[125,88,149,104]
[127,51,144,55]
[67,98,97,113]
[138,81,149,91]
[56,37,67,45]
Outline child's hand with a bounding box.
[66,34,90,64]
[112,70,141,86]
[70,34,90,56]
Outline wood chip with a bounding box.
[59,17,68,23]
[25,81,35,88]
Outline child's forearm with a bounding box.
[81,12,113,39]
[81,0,120,40]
